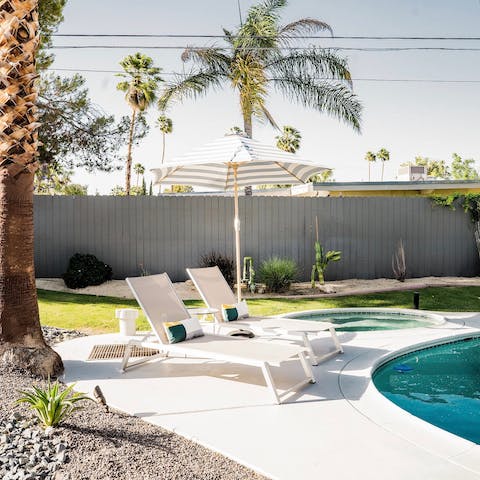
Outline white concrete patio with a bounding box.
[54,313,480,480]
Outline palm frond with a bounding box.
[267,48,353,87]
[260,0,287,15]
[235,0,285,52]
[279,18,332,37]
[270,73,362,131]
[158,70,226,111]
[260,104,280,130]
[116,81,130,92]
[181,46,231,73]
[223,28,235,45]
[119,52,162,79]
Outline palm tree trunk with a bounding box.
[0,0,63,377]
[381,161,385,181]
[368,162,371,181]
[243,110,253,195]
[125,109,137,195]
[161,132,166,163]
[243,111,253,139]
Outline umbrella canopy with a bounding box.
[151,134,329,302]
[151,134,328,189]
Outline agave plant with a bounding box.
[17,379,91,428]
[259,257,298,293]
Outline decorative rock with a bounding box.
[41,326,85,346]
[56,451,67,464]
[55,444,66,454]
[0,415,69,480]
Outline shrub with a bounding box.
[200,251,235,287]
[392,239,407,282]
[17,380,91,428]
[62,253,113,289]
[259,257,298,293]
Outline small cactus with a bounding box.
[311,217,341,288]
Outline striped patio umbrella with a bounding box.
[151,134,329,302]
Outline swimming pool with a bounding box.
[283,308,444,331]
[373,336,480,444]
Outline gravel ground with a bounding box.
[0,328,268,480]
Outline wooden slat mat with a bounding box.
[87,344,160,360]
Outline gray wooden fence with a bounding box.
[33,195,480,281]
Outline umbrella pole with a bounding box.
[233,165,242,303]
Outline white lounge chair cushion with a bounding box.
[164,318,204,344]
[221,300,249,321]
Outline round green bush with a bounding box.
[62,253,113,289]
[259,257,298,293]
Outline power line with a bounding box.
[51,33,480,40]
[49,45,480,52]
[49,69,480,83]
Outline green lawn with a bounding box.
[38,286,480,334]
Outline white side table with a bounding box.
[116,308,139,336]
[188,307,219,323]
[188,308,220,334]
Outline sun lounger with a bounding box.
[121,273,315,404]
[186,266,344,365]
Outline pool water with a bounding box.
[373,337,480,444]
[287,310,440,331]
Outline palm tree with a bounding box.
[276,125,301,153]
[157,115,173,164]
[117,53,163,195]
[159,0,361,138]
[377,148,390,181]
[134,163,145,188]
[0,0,63,376]
[365,151,376,181]
[310,170,334,182]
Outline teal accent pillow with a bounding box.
[222,304,239,322]
[221,301,249,322]
[165,323,187,343]
[164,318,204,344]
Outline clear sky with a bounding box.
[50,0,480,194]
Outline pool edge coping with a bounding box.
[341,326,480,474]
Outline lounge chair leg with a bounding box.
[298,352,316,384]
[301,332,318,366]
[329,327,343,353]
[120,343,133,372]
[120,342,168,372]
[261,362,281,405]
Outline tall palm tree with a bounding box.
[365,151,376,181]
[117,53,162,195]
[377,148,390,181]
[159,0,361,138]
[157,115,173,164]
[276,125,301,153]
[134,163,145,188]
[0,0,63,376]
